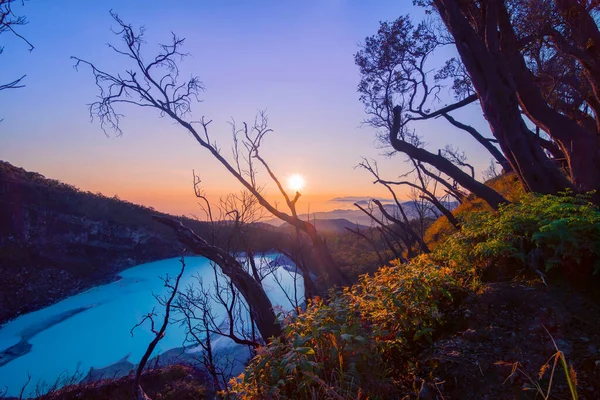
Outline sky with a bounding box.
[0,0,496,217]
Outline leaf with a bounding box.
[295,347,315,355]
[341,333,354,342]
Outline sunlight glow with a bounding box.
[288,174,305,192]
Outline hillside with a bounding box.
[229,176,600,399]
[4,167,600,399]
[0,161,284,324]
[424,172,524,249]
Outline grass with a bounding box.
[503,327,579,400]
[424,173,524,249]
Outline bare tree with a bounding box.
[173,279,225,392]
[0,0,34,91]
[158,188,291,394]
[353,200,410,261]
[359,158,458,232]
[72,12,350,290]
[482,158,500,182]
[168,190,306,394]
[154,216,282,343]
[130,257,186,400]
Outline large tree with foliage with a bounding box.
[429,0,600,198]
[356,16,509,210]
[359,1,600,206]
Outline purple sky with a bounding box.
[0,0,495,216]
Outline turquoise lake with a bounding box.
[0,255,303,397]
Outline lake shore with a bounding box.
[0,306,92,367]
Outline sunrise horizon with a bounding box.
[1,0,494,220]
[3,0,597,397]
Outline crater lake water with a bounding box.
[0,254,303,397]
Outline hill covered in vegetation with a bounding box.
[21,174,600,399]
[228,176,600,399]
[0,161,287,324]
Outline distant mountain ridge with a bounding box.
[278,218,368,233]
[265,200,458,227]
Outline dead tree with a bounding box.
[154,216,282,342]
[131,257,186,400]
[354,201,409,262]
[359,158,457,233]
[0,0,33,92]
[72,12,350,289]
[170,188,305,393]
[172,280,224,392]
[172,272,247,393]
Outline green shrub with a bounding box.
[228,257,462,399]
[229,191,600,399]
[435,191,600,276]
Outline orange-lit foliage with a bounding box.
[229,256,466,399]
[434,191,600,277]
[425,173,523,249]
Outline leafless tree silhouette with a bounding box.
[72,11,350,291]
[130,257,186,400]
[0,0,34,91]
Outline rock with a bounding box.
[555,339,573,356]
[461,329,480,341]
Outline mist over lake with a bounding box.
[0,255,302,397]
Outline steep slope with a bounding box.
[0,161,280,324]
[424,173,524,248]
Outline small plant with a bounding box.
[502,327,578,400]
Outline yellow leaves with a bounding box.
[586,38,595,51]
[568,364,578,389]
[231,256,464,399]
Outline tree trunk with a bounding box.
[497,4,600,196]
[554,0,600,129]
[173,116,350,290]
[433,0,573,196]
[391,107,508,209]
[154,216,282,342]
[303,221,352,287]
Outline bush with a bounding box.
[435,191,600,277]
[228,257,463,399]
[229,190,600,399]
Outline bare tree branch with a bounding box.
[132,256,186,400]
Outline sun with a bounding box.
[288,174,305,192]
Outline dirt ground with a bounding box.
[417,281,600,399]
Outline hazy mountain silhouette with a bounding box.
[265,200,458,227]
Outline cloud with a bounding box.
[329,196,395,204]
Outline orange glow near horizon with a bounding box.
[1,1,493,222]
